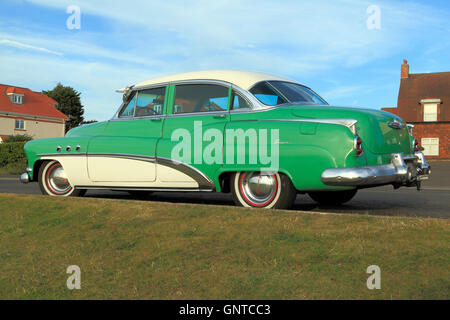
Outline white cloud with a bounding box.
[0,39,62,56]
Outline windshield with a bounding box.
[249,81,327,106]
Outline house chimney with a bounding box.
[401,59,409,79]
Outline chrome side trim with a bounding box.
[260,118,358,131]
[75,186,214,192]
[88,153,156,163]
[166,110,228,118]
[37,153,87,157]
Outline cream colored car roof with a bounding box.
[130,70,296,91]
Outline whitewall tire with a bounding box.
[231,171,296,209]
[38,160,86,197]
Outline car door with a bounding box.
[156,82,231,188]
[87,86,166,183]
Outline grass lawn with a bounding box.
[0,194,448,299]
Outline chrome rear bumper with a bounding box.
[321,152,431,188]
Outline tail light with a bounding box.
[413,139,419,152]
[354,136,363,156]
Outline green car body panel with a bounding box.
[22,70,428,198]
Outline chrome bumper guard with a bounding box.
[19,168,32,184]
[321,152,431,188]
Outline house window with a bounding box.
[421,138,439,156]
[11,94,23,105]
[15,119,25,130]
[423,103,438,122]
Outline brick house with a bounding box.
[0,84,68,141]
[382,60,450,159]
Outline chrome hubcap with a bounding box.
[241,172,277,205]
[48,164,71,193]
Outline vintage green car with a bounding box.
[21,70,431,209]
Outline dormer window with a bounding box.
[8,93,24,105]
[421,99,441,122]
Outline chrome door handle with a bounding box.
[213,114,226,119]
[151,117,162,121]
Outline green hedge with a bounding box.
[0,142,27,168]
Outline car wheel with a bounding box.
[38,160,86,197]
[308,189,357,205]
[231,171,296,209]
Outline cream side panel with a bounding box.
[88,157,156,182]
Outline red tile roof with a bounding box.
[397,72,450,122]
[0,84,69,120]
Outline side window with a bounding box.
[173,84,229,114]
[119,92,137,118]
[249,82,287,106]
[135,87,166,117]
[232,91,251,110]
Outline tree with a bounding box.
[43,83,85,132]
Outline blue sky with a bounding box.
[1,0,449,120]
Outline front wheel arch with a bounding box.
[38,160,86,197]
[31,160,46,182]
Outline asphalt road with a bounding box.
[1,161,449,218]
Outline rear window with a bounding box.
[249,82,287,106]
[249,81,327,106]
[269,81,327,105]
